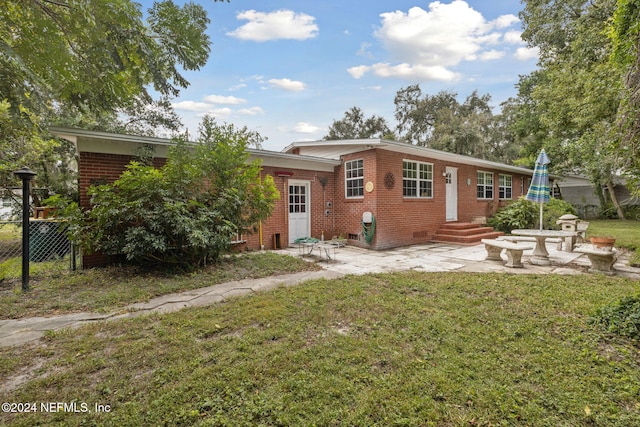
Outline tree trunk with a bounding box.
[606,181,626,220]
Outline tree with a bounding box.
[429,91,496,160]
[1,0,224,195]
[609,0,640,191]
[516,0,627,217]
[393,85,458,146]
[79,115,279,268]
[1,0,215,119]
[324,107,393,140]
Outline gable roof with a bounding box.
[284,138,535,176]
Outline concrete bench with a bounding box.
[574,246,617,274]
[481,239,534,268]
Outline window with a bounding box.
[477,171,494,199]
[499,174,512,200]
[231,230,245,244]
[345,159,364,198]
[289,185,307,213]
[403,160,433,198]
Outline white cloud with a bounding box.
[295,122,321,134]
[238,106,265,116]
[351,1,522,81]
[479,50,505,61]
[503,30,524,44]
[227,9,319,42]
[172,101,213,112]
[198,108,233,119]
[357,42,373,58]
[491,14,519,29]
[514,46,539,61]
[268,78,305,91]
[347,65,370,79]
[228,83,247,92]
[203,95,247,105]
[371,63,460,82]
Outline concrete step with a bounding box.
[436,226,496,237]
[433,222,503,244]
[432,231,504,245]
[437,222,481,231]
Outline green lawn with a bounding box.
[585,219,640,265]
[1,271,639,426]
[0,252,321,319]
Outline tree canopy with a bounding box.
[324,107,393,140]
[1,0,213,119]
[1,0,224,193]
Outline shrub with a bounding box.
[487,197,538,233]
[488,197,577,233]
[592,294,640,340]
[543,198,577,229]
[78,117,279,268]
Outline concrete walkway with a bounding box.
[2,242,638,348]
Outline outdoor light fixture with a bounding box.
[13,167,37,291]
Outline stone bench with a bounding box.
[574,246,617,274]
[481,239,534,268]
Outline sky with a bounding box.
[143,0,539,151]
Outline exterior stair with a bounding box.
[432,222,503,245]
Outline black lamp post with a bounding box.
[13,167,36,291]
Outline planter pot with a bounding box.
[590,236,616,250]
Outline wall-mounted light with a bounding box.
[466,178,471,186]
[442,171,448,177]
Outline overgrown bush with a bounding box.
[487,197,538,233]
[543,198,577,229]
[592,294,640,340]
[488,196,577,233]
[78,117,279,268]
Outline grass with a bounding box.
[0,223,19,241]
[586,219,640,265]
[0,252,320,319]
[1,271,639,426]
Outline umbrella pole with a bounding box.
[539,203,543,230]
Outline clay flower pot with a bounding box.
[590,236,616,250]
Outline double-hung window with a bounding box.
[403,160,433,198]
[499,174,512,200]
[345,159,364,198]
[477,171,494,199]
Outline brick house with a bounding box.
[51,127,536,266]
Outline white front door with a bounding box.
[445,166,458,221]
[288,180,310,243]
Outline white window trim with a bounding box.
[345,159,364,199]
[402,159,434,199]
[499,174,513,200]
[477,170,494,200]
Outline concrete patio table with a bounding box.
[511,229,578,265]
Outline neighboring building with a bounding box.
[50,127,538,267]
[557,174,639,218]
[0,189,20,220]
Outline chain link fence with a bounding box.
[0,220,77,280]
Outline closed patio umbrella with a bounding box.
[525,149,550,230]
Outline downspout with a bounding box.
[258,175,264,249]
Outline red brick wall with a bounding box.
[78,152,166,267]
[77,148,532,264]
[243,167,337,250]
[330,149,532,250]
